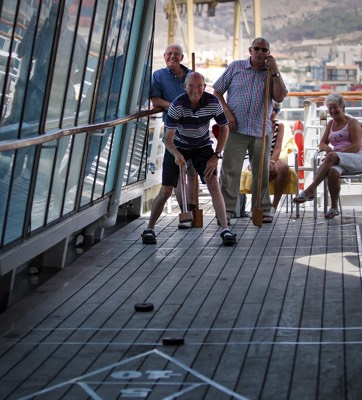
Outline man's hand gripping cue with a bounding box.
[174,152,186,167]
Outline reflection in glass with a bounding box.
[62,134,85,215]
[80,0,134,204]
[32,146,56,230]
[46,3,87,130]
[77,0,104,123]
[80,129,113,206]
[47,136,75,222]
[0,0,22,125]
[122,32,153,187]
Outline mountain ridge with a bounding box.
[154,1,362,68]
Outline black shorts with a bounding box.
[162,145,215,186]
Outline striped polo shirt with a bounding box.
[213,58,286,137]
[165,92,228,150]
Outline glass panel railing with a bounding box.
[80,128,113,206]
[31,143,56,229]
[46,136,75,222]
[0,0,157,251]
[0,107,161,248]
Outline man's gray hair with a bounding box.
[251,37,270,49]
[165,43,183,54]
[185,71,205,84]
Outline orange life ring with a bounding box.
[293,120,304,189]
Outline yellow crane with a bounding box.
[164,0,261,63]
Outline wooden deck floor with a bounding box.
[0,197,361,400]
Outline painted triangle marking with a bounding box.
[18,349,249,400]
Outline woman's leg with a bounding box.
[327,167,341,210]
[272,160,290,209]
[303,152,340,197]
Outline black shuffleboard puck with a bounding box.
[162,337,185,346]
[134,303,154,312]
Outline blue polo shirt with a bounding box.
[151,64,191,122]
[165,92,228,150]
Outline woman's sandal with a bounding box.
[324,208,340,220]
[293,191,315,204]
[262,215,273,223]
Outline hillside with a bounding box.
[154,0,362,61]
[260,0,362,50]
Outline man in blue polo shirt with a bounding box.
[152,44,191,120]
[142,72,236,246]
[151,44,197,229]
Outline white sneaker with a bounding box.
[270,207,276,216]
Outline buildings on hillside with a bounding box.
[281,44,362,92]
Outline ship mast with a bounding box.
[253,0,261,37]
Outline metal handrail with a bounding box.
[2,90,362,152]
[287,91,362,97]
[0,107,162,152]
[304,95,362,106]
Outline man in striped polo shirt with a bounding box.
[142,72,236,246]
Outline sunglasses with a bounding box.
[253,46,269,53]
[273,108,280,113]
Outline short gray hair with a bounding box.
[251,37,270,49]
[325,93,345,108]
[185,71,205,85]
[164,44,183,55]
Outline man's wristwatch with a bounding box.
[214,152,223,159]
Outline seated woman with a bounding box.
[240,103,295,218]
[293,92,362,219]
[269,102,291,216]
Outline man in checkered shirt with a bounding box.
[213,37,288,223]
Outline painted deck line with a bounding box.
[31,326,362,332]
[357,223,362,269]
